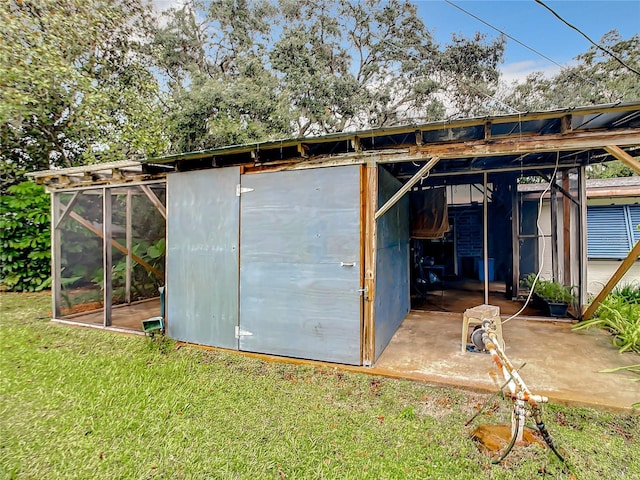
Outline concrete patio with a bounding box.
[373,310,640,412]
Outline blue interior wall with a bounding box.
[374,167,411,361]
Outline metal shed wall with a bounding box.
[374,167,411,361]
[238,166,363,365]
[166,167,240,349]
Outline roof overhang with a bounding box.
[30,102,640,189]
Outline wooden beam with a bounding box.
[363,163,378,366]
[582,240,640,320]
[125,189,132,305]
[65,207,163,280]
[51,193,61,318]
[55,191,79,229]
[140,184,167,219]
[604,145,640,174]
[413,129,640,159]
[374,156,440,220]
[562,173,571,286]
[103,188,112,327]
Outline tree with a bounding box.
[500,30,640,178]
[502,31,640,112]
[153,0,506,145]
[0,0,168,192]
[152,0,291,152]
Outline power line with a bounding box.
[443,0,597,87]
[534,0,640,77]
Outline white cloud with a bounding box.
[499,60,564,84]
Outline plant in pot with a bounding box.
[523,274,575,317]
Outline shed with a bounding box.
[31,102,640,366]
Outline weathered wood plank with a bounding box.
[604,145,640,174]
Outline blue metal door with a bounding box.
[166,167,240,349]
[238,166,362,365]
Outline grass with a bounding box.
[1,292,639,479]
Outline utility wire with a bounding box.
[443,0,597,88]
[534,0,640,77]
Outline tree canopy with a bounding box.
[499,30,640,178]
[501,31,640,112]
[153,0,506,146]
[0,0,167,192]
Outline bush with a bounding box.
[574,283,640,353]
[0,182,51,291]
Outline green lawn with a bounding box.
[1,292,638,479]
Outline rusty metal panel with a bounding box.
[166,167,239,349]
[374,167,410,361]
[239,166,362,365]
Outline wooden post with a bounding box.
[511,175,520,299]
[125,189,132,304]
[578,167,588,314]
[103,188,112,327]
[51,192,61,318]
[363,162,378,366]
[562,173,571,286]
[550,181,559,282]
[583,240,640,320]
[483,172,489,304]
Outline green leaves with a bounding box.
[574,283,640,353]
[0,182,51,292]
[1,0,168,190]
[155,0,506,145]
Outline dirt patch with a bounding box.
[471,424,544,454]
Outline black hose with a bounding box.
[536,418,566,463]
[491,415,519,464]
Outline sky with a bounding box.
[152,0,640,83]
[416,0,640,82]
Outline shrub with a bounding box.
[574,283,640,353]
[0,182,51,291]
[522,273,575,303]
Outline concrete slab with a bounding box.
[373,310,640,412]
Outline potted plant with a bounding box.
[523,274,575,317]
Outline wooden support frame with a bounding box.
[363,162,378,366]
[55,191,79,229]
[583,240,640,320]
[51,193,62,318]
[62,203,163,280]
[374,156,440,221]
[604,145,640,174]
[511,176,520,299]
[125,189,132,304]
[140,184,167,219]
[577,167,588,314]
[562,173,572,286]
[482,172,489,304]
[103,188,112,327]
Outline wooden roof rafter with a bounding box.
[28,160,166,190]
